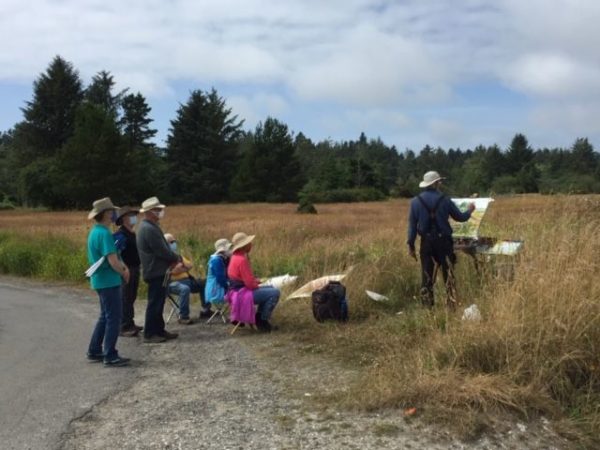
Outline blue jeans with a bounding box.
[144,276,166,338]
[88,285,123,362]
[252,286,280,321]
[168,279,192,319]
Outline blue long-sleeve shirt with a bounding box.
[207,254,228,289]
[407,189,472,249]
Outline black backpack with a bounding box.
[311,281,349,322]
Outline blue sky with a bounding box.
[1,0,600,152]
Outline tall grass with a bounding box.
[0,196,598,445]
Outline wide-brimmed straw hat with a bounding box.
[214,238,232,254]
[419,171,446,188]
[231,232,255,252]
[115,205,139,221]
[88,197,119,220]
[140,196,166,213]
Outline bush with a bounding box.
[0,232,86,281]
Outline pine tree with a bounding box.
[231,117,304,202]
[85,70,127,121]
[18,55,84,159]
[166,89,243,203]
[119,92,157,149]
[53,103,128,208]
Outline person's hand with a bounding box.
[408,245,417,261]
[467,202,476,213]
[122,266,130,284]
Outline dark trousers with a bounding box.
[419,235,456,307]
[144,275,167,338]
[121,265,140,330]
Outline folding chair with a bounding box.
[162,270,181,324]
[206,299,228,324]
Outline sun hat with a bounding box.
[214,238,232,254]
[140,196,166,212]
[231,232,255,252]
[419,171,446,188]
[88,197,119,220]
[115,205,140,221]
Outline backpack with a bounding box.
[311,281,349,322]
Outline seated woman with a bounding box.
[205,238,232,307]
[227,232,280,332]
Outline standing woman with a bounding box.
[113,206,142,337]
[86,197,131,366]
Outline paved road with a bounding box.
[0,277,147,450]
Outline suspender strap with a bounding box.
[417,194,445,218]
[417,194,445,236]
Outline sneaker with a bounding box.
[133,324,144,331]
[86,353,104,363]
[162,330,179,340]
[178,317,194,325]
[104,357,130,367]
[144,335,167,343]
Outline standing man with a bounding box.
[136,197,181,343]
[113,206,142,337]
[86,197,131,367]
[407,171,474,308]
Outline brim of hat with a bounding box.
[87,206,118,220]
[231,235,255,251]
[140,204,165,213]
[419,177,445,188]
[116,207,140,220]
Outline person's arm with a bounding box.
[448,199,475,222]
[213,258,228,288]
[107,253,130,283]
[171,256,193,275]
[239,256,260,290]
[407,200,418,260]
[101,230,129,282]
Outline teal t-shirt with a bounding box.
[87,224,121,290]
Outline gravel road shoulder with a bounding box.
[59,316,570,450]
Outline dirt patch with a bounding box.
[60,320,570,450]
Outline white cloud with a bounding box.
[227,92,290,129]
[1,0,600,148]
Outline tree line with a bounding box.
[1,55,599,209]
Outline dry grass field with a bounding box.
[1,195,599,445]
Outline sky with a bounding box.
[1,0,600,152]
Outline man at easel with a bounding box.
[407,171,475,308]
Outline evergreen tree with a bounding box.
[231,117,303,202]
[166,89,243,203]
[569,138,596,173]
[85,70,127,120]
[506,133,533,174]
[119,92,157,149]
[19,55,84,158]
[53,103,128,208]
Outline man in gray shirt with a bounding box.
[136,197,181,343]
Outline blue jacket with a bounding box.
[204,253,229,303]
[407,189,472,249]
